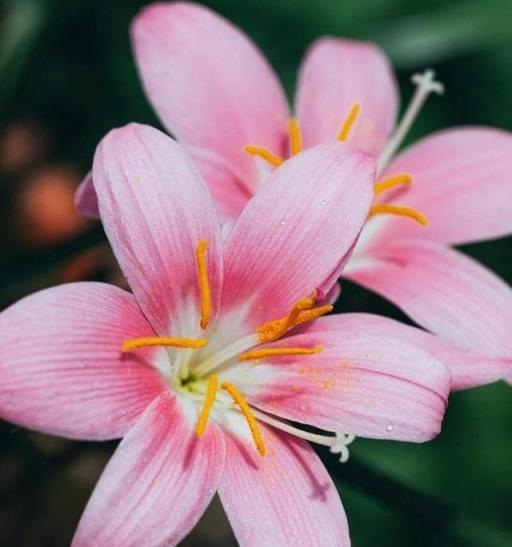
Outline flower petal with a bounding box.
[345,240,512,360]
[92,123,223,336]
[222,142,375,334]
[296,38,398,155]
[375,127,512,245]
[243,316,450,441]
[72,393,225,547]
[75,172,99,218]
[319,314,509,391]
[0,283,166,440]
[131,2,289,188]
[218,422,349,547]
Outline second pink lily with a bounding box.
[77,1,512,389]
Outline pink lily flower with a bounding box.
[77,1,512,389]
[2,123,450,546]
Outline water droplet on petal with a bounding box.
[320,199,328,206]
[279,220,286,226]
[386,424,393,432]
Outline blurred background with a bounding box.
[0,0,511,545]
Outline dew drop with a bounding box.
[386,424,394,432]
[279,220,286,226]
[320,199,328,206]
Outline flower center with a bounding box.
[121,241,353,460]
[244,69,446,228]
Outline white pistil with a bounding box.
[193,334,260,377]
[251,408,355,462]
[377,69,444,175]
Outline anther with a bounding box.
[374,173,413,196]
[337,103,361,141]
[369,204,428,226]
[195,375,218,437]
[238,346,323,362]
[195,239,211,329]
[288,118,303,156]
[244,144,284,167]
[121,336,208,353]
[221,382,266,456]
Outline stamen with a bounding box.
[288,118,303,156]
[257,304,333,343]
[121,336,208,353]
[374,173,413,196]
[377,69,444,174]
[244,144,284,167]
[221,382,266,456]
[337,103,361,141]
[370,204,428,226]
[238,346,323,362]
[195,239,211,329]
[195,375,218,437]
[286,291,317,328]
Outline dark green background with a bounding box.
[0,0,511,545]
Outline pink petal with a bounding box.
[0,283,166,440]
[319,314,509,391]
[222,142,375,334]
[131,2,289,188]
[376,127,512,245]
[246,316,450,441]
[187,146,253,223]
[72,393,225,547]
[296,37,398,155]
[75,172,99,218]
[93,123,223,336]
[219,424,349,547]
[346,240,512,360]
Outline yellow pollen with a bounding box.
[337,103,361,141]
[285,291,317,328]
[121,336,208,353]
[288,118,303,156]
[370,203,429,226]
[195,375,218,437]
[244,144,284,167]
[374,173,413,196]
[257,303,333,343]
[238,346,323,361]
[221,382,266,456]
[195,239,211,329]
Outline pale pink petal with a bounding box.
[93,123,223,336]
[315,314,509,391]
[72,393,225,547]
[375,127,512,245]
[187,146,253,223]
[296,37,398,155]
[75,172,99,218]
[132,2,289,188]
[0,283,166,440]
[222,142,375,335]
[345,240,512,359]
[219,423,349,547]
[243,318,450,441]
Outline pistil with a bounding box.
[377,69,444,174]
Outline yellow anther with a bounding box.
[195,239,211,329]
[221,382,266,456]
[337,103,361,141]
[288,118,303,156]
[286,291,317,328]
[257,304,333,343]
[370,203,429,226]
[238,346,323,362]
[195,375,218,437]
[244,144,284,167]
[374,173,413,196]
[121,336,208,353]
